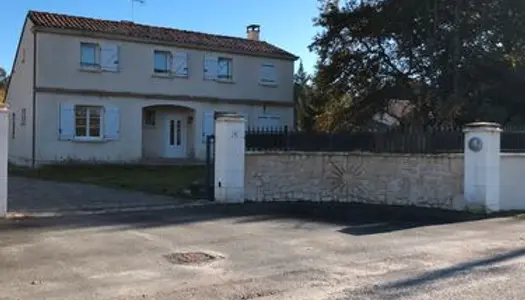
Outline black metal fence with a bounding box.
[501,126,525,152]
[245,127,464,153]
[245,126,525,154]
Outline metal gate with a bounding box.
[205,135,215,201]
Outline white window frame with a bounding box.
[80,42,100,69]
[260,63,277,85]
[154,50,171,74]
[74,105,103,140]
[144,110,156,126]
[217,57,233,80]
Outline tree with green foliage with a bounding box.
[0,67,6,103]
[294,61,317,131]
[310,0,525,129]
[0,67,6,87]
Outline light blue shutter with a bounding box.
[203,55,217,80]
[172,52,188,77]
[101,44,119,72]
[104,105,120,140]
[261,64,276,83]
[202,111,215,143]
[59,103,75,140]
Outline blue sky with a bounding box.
[0,0,320,75]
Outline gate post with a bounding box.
[205,135,215,201]
[214,113,246,203]
[0,106,8,217]
[463,122,501,213]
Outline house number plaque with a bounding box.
[468,137,483,152]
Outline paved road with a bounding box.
[0,203,524,300]
[8,177,192,213]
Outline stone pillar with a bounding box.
[0,107,7,217]
[214,113,246,203]
[463,122,501,213]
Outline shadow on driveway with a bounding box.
[0,202,486,236]
[385,248,525,290]
[336,247,525,300]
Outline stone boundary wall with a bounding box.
[245,151,465,210]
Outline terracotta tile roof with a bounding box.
[28,11,298,60]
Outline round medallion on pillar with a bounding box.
[468,137,483,152]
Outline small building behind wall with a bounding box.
[6,11,297,166]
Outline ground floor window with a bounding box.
[144,109,156,126]
[257,115,281,129]
[75,106,102,138]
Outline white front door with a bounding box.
[164,116,186,158]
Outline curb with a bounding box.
[6,200,213,218]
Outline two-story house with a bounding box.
[6,11,297,167]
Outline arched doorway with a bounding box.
[142,105,195,160]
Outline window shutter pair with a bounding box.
[59,104,120,141]
[100,44,119,72]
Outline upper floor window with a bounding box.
[80,42,119,72]
[154,50,171,74]
[80,43,99,68]
[260,64,277,84]
[75,105,102,139]
[217,57,233,80]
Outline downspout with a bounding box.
[31,30,37,168]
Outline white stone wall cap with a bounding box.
[463,122,501,132]
[215,113,246,122]
[246,150,464,158]
[501,153,525,157]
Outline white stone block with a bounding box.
[463,122,501,213]
[214,114,245,203]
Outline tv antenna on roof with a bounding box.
[131,0,145,22]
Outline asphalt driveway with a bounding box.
[1,203,525,300]
[8,176,197,213]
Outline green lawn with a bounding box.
[9,164,208,199]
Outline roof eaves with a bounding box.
[33,25,298,60]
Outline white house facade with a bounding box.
[6,11,297,166]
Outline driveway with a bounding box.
[8,177,198,213]
[1,203,524,300]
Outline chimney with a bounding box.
[246,24,260,41]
